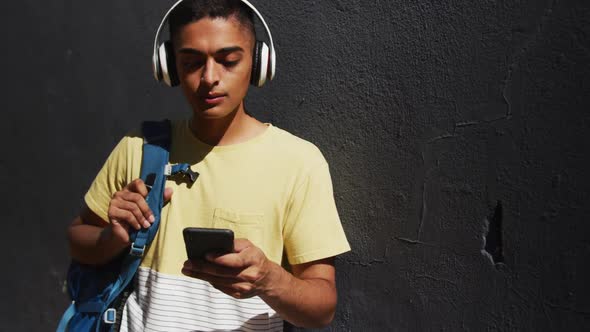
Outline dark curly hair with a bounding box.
[168,0,256,43]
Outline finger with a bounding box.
[126,179,149,197]
[233,239,253,252]
[213,286,243,299]
[180,266,258,299]
[109,208,141,230]
[110,220,131,244]
[163,187,174,203]
[211,285,257,299]
[205,252,249,270]
[119,191,154,223]
[112,219,131,233]
[184,259,242,278]
[114,199,151,228]
[182,259,205,273]
[209,242,266,269]
[181,269,241,288]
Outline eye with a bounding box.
[179,58,204,71]
[177,54,204,72]
[221,59,239,68]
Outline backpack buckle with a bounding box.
[129,243,146,257]
[167,163,199,184]
[103,308,117,324]
[182,167,199,183]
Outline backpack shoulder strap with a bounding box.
[132,119,197,247]
[101,119,175,324]
[128,119,172,255]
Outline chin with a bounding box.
[192,104,238,120]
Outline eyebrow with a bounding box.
[178,46,245,56]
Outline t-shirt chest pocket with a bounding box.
[213,208,264,248]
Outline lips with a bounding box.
[202,92,226,105]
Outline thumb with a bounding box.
[163,187,174,203]
[233,239,253,253]
[112,220,130,233]
[110,220,130,244]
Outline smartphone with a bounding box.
[183,227,234,260]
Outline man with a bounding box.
[67,0,350,330]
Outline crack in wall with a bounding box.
[337,187,407,200]
[416,166,437,239]
[501,0,557,119]
[542,302,554,327]
[394,237,433,246]
[418,126,462,242]
[417,130,456,241]
[454,114,513,128]
[417,175,427,239]
[544,301,590,317]
[343,259,385,267]
[570,27,590,56]
[482,200,504,266]
[415,274,458,287]
[427,133,457,143]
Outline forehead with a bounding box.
[173,17,253,52]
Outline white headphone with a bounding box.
[152,0,276,88]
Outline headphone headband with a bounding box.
[152,0,276,84]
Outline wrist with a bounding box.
[98,225,129,254]
[257,260,288,300]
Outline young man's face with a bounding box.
[173,16,254,120]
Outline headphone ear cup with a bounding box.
[158,41,179,87]
[163,41,179,87]
[251,41,262,87]
[153,49,163,82]
[258,42,269,86]
[158,43,171,86]
[251,41,270,87]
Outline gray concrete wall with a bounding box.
[1,0,589,330]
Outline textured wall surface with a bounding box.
[1,0,589,331]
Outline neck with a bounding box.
[189,103,266,146]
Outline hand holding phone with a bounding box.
[183,227,234,260]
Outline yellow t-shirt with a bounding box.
[85,120,350,331]
[85,119,350,274]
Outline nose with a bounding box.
[200,58,220,86]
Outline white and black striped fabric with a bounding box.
[119,267,284,332]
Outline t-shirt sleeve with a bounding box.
[282,159,351,265]
[84,135,143,223]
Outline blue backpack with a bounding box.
[57,120,197,332]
